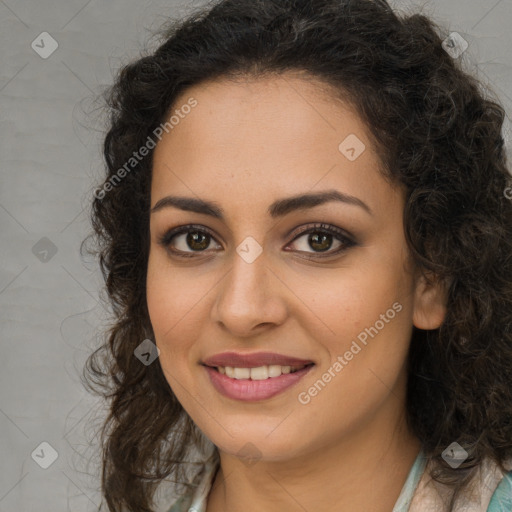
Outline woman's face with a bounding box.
[146,73,446,462]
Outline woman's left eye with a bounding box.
[157,223,356,259]
[287,224,356,257]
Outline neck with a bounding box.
[206,394,422,512]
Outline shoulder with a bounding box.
[410,456,512,512]
[167,494,192,512]
[487,468,512,511]
[164,459,219,512]
[164,484,197,512]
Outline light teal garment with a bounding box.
[487,470,512,511]
[167,450,512,512]
[391,450,427,511]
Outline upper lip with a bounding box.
[202,351,314,368]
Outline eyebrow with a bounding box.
[150,189,373,218]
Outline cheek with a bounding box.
[319,258,414,386]
[304,294,412,428]
[325,263,410,335]
[146,254,199,364]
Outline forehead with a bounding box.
[155,73,365,156]
[151,73,401,215]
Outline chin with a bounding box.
[205,423,305,463]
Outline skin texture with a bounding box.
[146,73,447,512]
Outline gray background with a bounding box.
[1,0,511,511]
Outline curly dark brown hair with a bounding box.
[81,0,512,511]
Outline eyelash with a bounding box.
[157,223,357,260]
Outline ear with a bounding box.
[412,271,448,330]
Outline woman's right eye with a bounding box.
[158,225,221,258]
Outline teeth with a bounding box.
[217,364,307,380]
[250,366,268,380]
[233,367,251,379]
[268,365,282,377]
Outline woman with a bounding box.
[82,0,512,510]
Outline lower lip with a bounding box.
[204,365,314,401]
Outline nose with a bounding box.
[210,246,288,338]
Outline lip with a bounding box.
[202,351,314,368]
[204,364,314,402]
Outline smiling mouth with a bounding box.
[208,363,314,380]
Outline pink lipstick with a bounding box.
[202,351,314,401]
